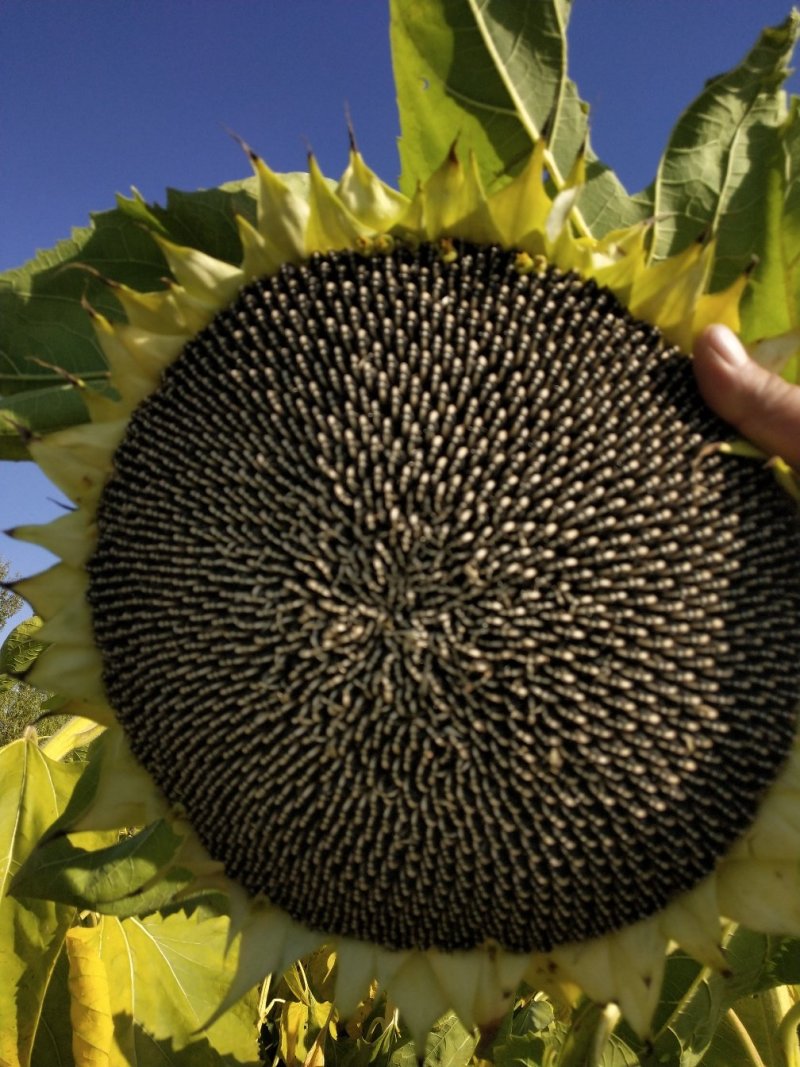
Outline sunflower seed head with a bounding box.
[88,243,800,952]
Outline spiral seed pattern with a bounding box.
[88,243,800,952]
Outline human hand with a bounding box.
[692,324,800,469]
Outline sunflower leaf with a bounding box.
[741,97,800,344]
[699,986,797,1067]
[0,180,259,459]
[642,929,800,1067]
[651,11,800,290]
[10,819,190,916]
[61,912,260,1065]
[391,0,559,194]
[0,615,44,678]
[0,738,85,1067]
[29,947,74,1067]
[390,0,644,237]
[423,1011,476,1067]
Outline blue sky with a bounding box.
[1,0,799,631]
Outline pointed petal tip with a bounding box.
[224,126,258,163]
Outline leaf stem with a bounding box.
[779,997,800,1067]
[726,1008,768,1067]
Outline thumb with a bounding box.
[692,324,800,470]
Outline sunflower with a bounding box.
[8,134,800,1048]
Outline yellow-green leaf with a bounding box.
[651,12,800,290]
[66,926,113,1067]
[0,738,83,1067]
[90,911,259,1065]
[742,98,800,345]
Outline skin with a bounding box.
[693,324,800,470]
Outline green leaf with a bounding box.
[0,615,45,678]
[391,0,550,193]
[423,1011,477,1067]
[0,738,84,1067]
[555,1002,639,1067]
[641,928,800,1067]
[651,12,800,289]
[29,947,75,1067]
[70,911,260,1065]
[0,179,254,459]
[741,98,800,343]
[11,819,192,917]
[0,386,91,460]
[390,0,644,236]
[701,988,797,1067]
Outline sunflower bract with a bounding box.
[86,241,800,953]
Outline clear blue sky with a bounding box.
[1,0,798,630]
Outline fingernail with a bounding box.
[703,324,748,368]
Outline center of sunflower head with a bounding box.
[87,242,800,953]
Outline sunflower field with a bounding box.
[3,3,800,1066]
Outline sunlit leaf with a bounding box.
[90,911,259,1064]
[651,12,800,290]
[66,925,114,1067]
[0,615,45,678]
[0,738,83,1067]
[741,98,800,345]
[390,0,644,236]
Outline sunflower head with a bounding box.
[6,6,800,1060]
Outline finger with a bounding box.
[692,324,800,470]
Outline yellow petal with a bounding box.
[334,938,378,1019]
[659,876,727,971]
[13,562,87,619]
[252,154,310,262]
[337,149,409,231]
[589,224,650,305]
[37,596,95,647]
[151,234,244,309]
[606,920,666,1038]
[629,240,711,352]
[373,944,412,992]
[733,786,800,861]
[11,507,96,568]
[387,953,449,1052]
[28,641,105,703]
[551,934,616,1008]
[236,213,281,280]
[29,421,124,506]
[306,154,371,253]
[426,949,482,1031]
[545,148,589,272]
[692,272,748,342]
[717,858,800,935]
[474,949,529,1027]
[416,147,500,245]
[110,279,208,336]
[488,139,550,251]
